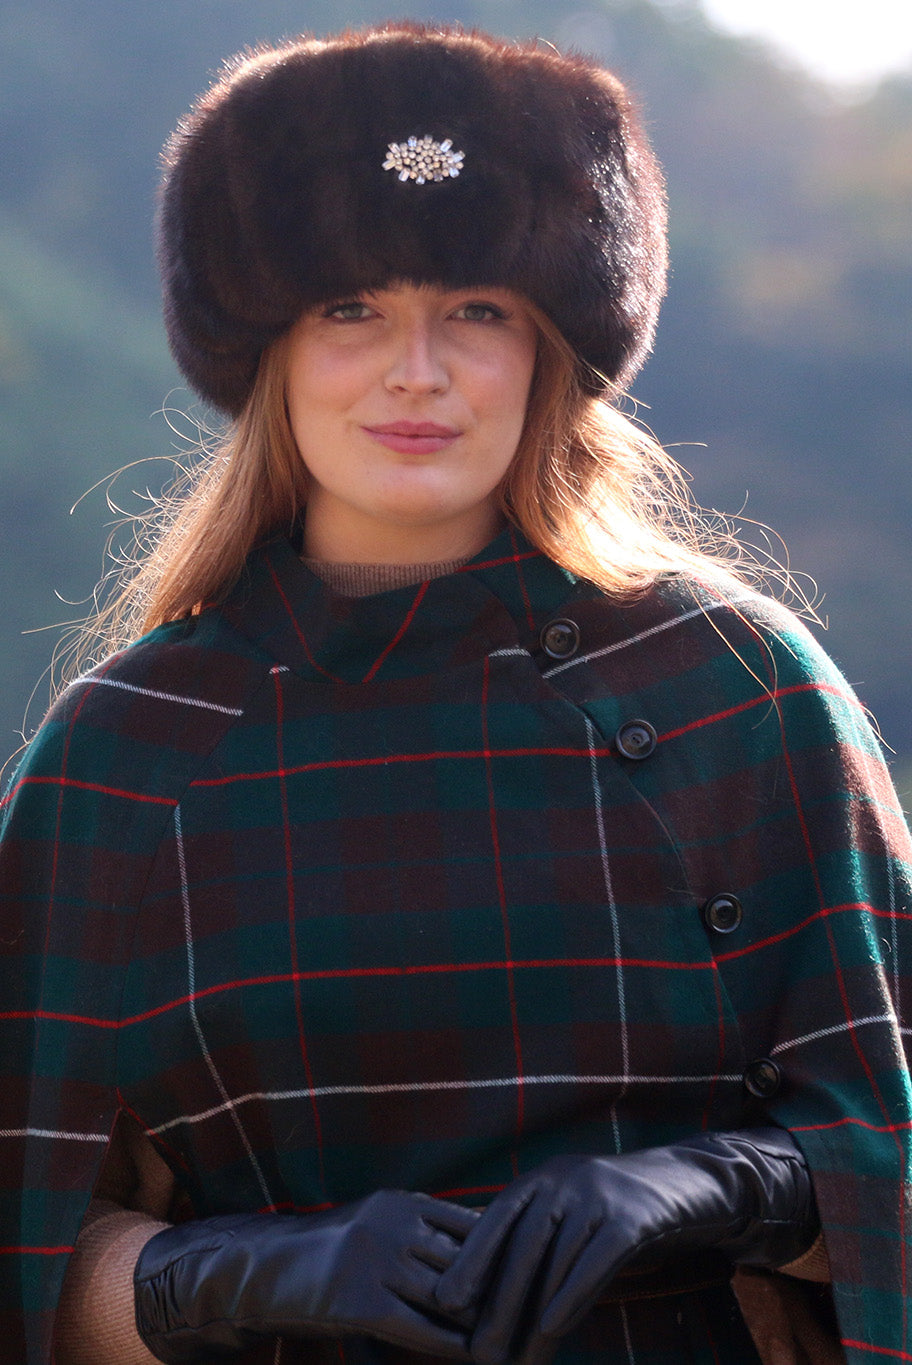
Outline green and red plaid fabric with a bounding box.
[2,526,910,1364]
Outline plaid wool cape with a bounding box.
[1,527,910,1364]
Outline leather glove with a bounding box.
[434,1127,818,1365]
[134,1189,479,1362]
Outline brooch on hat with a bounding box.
[382,135,465,184]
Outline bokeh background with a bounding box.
[2,0,910,799]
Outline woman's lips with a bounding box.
[362,422,460,455]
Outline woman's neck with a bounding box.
[300,499,506,568]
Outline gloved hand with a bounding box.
[434,1127,818,1365]
[134,1189,479,1362]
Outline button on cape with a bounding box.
[1,525,910,1363]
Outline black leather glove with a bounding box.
[134,1189,479,1362]
[434,1127,818,1365]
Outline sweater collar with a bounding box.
[221,524,583,684]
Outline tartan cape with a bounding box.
[1,526,910,1364]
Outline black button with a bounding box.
[615,720,657,760]
[743,1059,781,1099]
[540,619,580,660]
[702,893,743,935]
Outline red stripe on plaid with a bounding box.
[482,655,525,1152]
[260,1199,336,1216]
[188,745,615,787]
[455,550,540,574]
[11,907,890,1025]
[701,961,727,1130]
[0,955,734,1029]
[265,554,342,683]
[0,1246,73,1256]
[256,1195,334,1217]
[658,680,863,744]
[790,1116,912,1135]
[10,922,898,1029]
[507,523,536,631]
[148,953,711,983]
[0,1010,121,1027]
[273,669,327,1189]
[1,774,178,808]
[11,895,904,1033]
[435,1183,509,1200]
[0,1015,122,1026]
[362,580,429,683]
[840,1344,912,1361]
[715,901,910,961]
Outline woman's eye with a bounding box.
[454,302,505,322]
[325,301,372,321]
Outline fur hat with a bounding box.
[157,22,668,415]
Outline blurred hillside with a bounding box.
[1,0,910,792]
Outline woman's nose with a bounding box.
[384,323,450,394]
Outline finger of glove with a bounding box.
[322,1227,463,1325]
[407,1220,481,1274]
[467,1199,565,1365]
[435,1188,535,1314]
[355,1195,477,1273]
[517,1203,611,1326]
[328,1257,474,1347]
[421,1200,481,1243]
[537,1226,632,1338]
[386,1269,479,1335]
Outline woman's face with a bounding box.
[285,282,538,563]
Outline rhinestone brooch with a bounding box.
[382,136,465,184]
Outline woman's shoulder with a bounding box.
[563,565,884,761]
[3,608,272,809]
[640,568,850,691]
[566,565,834,678]
[640,570,892,764]
[55,602,273,719]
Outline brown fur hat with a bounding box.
[157,22,668,415]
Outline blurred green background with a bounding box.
[2,0,910,800]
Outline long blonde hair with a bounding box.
[81,307,743,663]
[500,309,727,592]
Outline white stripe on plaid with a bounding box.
[586,714,627,1155]
[770,1013,902,1055]
[0,1129,108,1142]
[176,804,273,1204]
[620,1302,636,1365]
[150,1071,745,1135]
[74,675,244,715]
[542,596,755,678]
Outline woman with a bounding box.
[1,22,909,1365]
